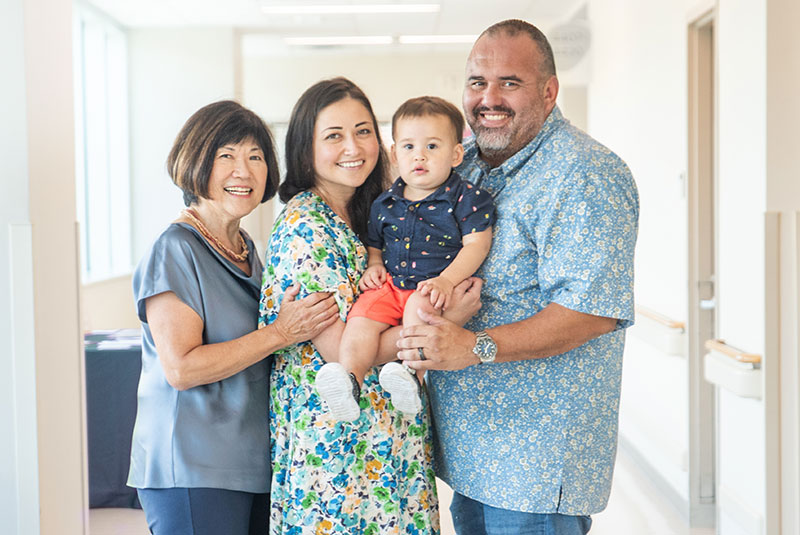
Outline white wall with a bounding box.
[82,275,139,330]
[128,27,236,261]
[242,48,470,124]
[715,1,767,533]
[766,0,800,212]
[765,1,800,528]
[1,1,37,533]
[716,0,767,359]
[589,0,694,511]
[24,0,86,533]
[589,0,690,321]
[5,3,88,534]
[242,44,589,126]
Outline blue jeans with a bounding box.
[450,492,593,535]
[137,488,268,535]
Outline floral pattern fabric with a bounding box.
[259,190,439,535]
[428,106,640,515]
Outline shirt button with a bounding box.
[404,237,410,242]
[400,261,407,267]
[408,205,415,212]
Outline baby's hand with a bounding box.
[416,276,455,310]
[359,265,387,291]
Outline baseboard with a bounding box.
[618,435,691,523]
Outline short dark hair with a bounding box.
[167,100,280,207]
[392,96,464,145]
[481,19,557,79]
[281,77,388,240]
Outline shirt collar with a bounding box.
[463,105,566,175]
[385,170,461,203]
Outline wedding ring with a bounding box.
[417,347,427,361]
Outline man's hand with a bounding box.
[359,264,387,291]
[396,309,480,371]
[442,277,482,326]
[416,276,455,310]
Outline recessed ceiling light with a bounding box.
[284,35,394,46]
[263,4,440,15]
[398,35,478,44]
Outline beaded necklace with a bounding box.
[182,208,249,264]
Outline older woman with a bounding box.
[259,78,458,534]
[128,100,338,535]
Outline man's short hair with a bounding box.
[392,96,465,145]
[481,19,557,79]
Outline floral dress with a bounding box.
[258,191,439,535]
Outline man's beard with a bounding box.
[468,105,516,156]
[473,126,513,153]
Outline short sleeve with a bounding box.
[259,206,357,331]
[364,200,384,250]
[453,183,496,236]
[132,227,204,324]
[536,157,638,327]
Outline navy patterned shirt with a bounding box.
[365,171,495,289]
[428,106,639,515]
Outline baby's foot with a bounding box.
[316,362,361,422]
[379,361,422,415]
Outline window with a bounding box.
[73,6,131,281]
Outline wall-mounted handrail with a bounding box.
[635,305,686,331]
[704,339,762,364]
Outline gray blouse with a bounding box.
[128,223,270,493]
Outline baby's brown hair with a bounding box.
[392,96,465,145]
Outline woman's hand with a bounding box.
[271,284,339,346]
[359,264,387,291]
[441,277,483,326]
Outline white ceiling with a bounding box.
[85,0,586,36]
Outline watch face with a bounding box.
[476,332,496,362]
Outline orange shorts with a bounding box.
[348,275,415,326]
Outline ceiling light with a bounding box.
[398,35,478,44]
[284,35,393,46]
[263,4,440,15]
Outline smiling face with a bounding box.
[202,137,268,220]
[391,114,464,201]
[312,97,380,201]
[463,32,558,167]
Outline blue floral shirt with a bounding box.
[427,106,639,515]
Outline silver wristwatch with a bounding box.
[472,330,497,364]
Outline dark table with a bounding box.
[84,329,142,509]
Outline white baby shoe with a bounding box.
[379,361,422,415]
[316,362,361,422]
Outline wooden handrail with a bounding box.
[704,339,762,364]
[635,305,686,331]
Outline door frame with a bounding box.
[686,9,717,528]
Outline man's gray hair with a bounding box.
[480,19,557,78]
